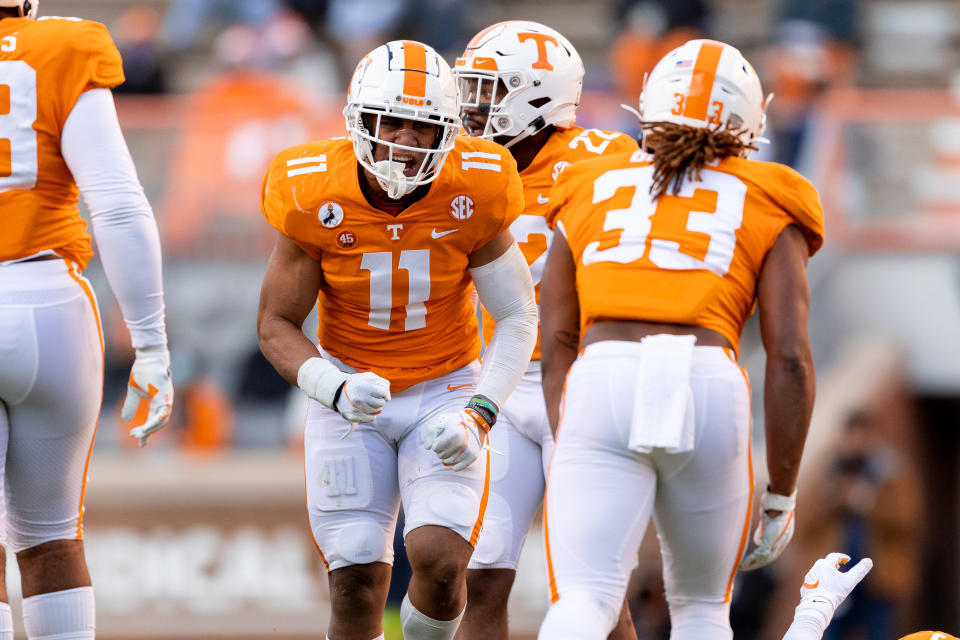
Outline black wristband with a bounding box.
[332,381,346,408]
[466,394,498,428]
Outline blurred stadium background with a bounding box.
[13,0,960,637]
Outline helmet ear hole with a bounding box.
[528,97,550,108]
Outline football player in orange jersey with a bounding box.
[451,20,640,639]
[256,40,537,640]
[536,39,824,638]
[0,1,172,639]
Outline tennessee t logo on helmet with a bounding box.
[453,20,584,149]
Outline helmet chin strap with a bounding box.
[502,115,546,149]
[372,160,413,200]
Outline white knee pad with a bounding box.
[667,598,731,640]
[537,591,617,640]
[403,482,481,542]
[313,519,387,568]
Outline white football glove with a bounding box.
[122,345,174,447]
[740,488,797,570]
[335,372,392,423]
[790,553,873,634]
[297,357,391,424]
[422,409,489,472]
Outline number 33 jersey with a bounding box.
[0,16,125,267]
[546,151,825,354]
[261,136,524,391]
[479,126,638,360]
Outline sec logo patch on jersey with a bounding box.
[319,202,344,228]
[552,160,571,181]
[450,195,475,221]
[336,230,358,250]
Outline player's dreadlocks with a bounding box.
[640,121,758,200]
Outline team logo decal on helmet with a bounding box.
[318,202,343,228]
[454,21,584,148]
[343,40,460,199]
[631,39,772,155]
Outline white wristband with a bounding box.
[297,357,349,408]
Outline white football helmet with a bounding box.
[453,21,583,148]
[0,0,37,19]
[343,40,460,199]
[637,39,771,153]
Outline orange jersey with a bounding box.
[480,126,638,360]
[546,151,824,354]
[0,16,125,268]
[261,136,524,391]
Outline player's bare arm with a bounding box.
[758,223,815,497]
[740,223,815,571]
[539,231,580,434]
[467,228,516,268]
[256,232,324,384]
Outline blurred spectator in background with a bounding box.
[760,0,858,170]
[159,17,341,256]
[325,0,407,81]
[162,0,283,52]
[112,7,168,94]
[319,0,471,86]
[399,0,470,58]
[800,411,922,640]
[609,0,708,102]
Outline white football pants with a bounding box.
[469,361,553,569]
[542,342,753,639]
[0,259,102,552]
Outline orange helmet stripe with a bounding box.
[402,40,427,98]
[682,40,725,121]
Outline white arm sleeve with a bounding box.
[61,88,167,348]
[470,242,538,410]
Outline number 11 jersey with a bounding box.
[260,136,524,391]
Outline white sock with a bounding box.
[0,602,12,640]
[22,586,95,640]
[400,593,464,640]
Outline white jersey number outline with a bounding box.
[360,249,431,331]
[0,60,39,193]
[581,165,746,276]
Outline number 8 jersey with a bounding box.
[546,150,825,354]
[261,136,524,391]
[0,16,125,267]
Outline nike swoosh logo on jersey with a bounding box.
[802,580,820,589]
[446,383,473,391]
[537,193,549,204]
[432,228,460,239]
